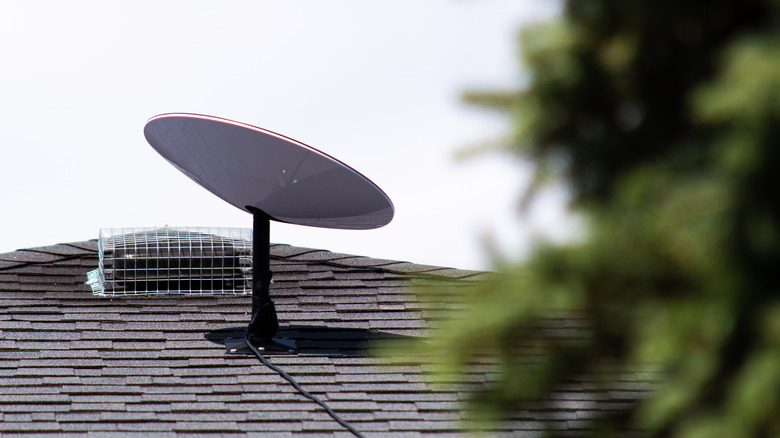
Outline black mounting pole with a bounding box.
[247,209,279,340]
[224,208,296,355]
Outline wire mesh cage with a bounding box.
[87,227,253,296]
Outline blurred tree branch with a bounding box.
[390,0,780,436]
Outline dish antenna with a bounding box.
[143,113,394,354]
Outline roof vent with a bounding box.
[87,227,252,296]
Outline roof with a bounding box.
[0,241,653,437]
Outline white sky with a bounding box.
[0,1,569,270]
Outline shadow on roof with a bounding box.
[204,325,414,357]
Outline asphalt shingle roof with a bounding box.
[0,241,654,437]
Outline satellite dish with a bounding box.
[143,113,395,354]
[144,113,393,230]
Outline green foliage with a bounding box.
[397,0,780,436]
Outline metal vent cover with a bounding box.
[87,227,252,296]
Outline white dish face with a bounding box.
[144,114,394,230]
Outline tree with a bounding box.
[403,1,780,436]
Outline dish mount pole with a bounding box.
[248,208,278,340]
[225,208,297,354]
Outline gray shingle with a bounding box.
[0,250,65,264]
[25,243,97,257]
[62,241,99,252]
[270,245,321,258]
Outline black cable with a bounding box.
[245,336,366,438]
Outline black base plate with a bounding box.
[225,336,298,355]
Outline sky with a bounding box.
[0,1,569,270]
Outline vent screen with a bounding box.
[87,227,252,296]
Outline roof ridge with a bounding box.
[269,243,486,280]
[0,240,486,280]
[0,241,99,271]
